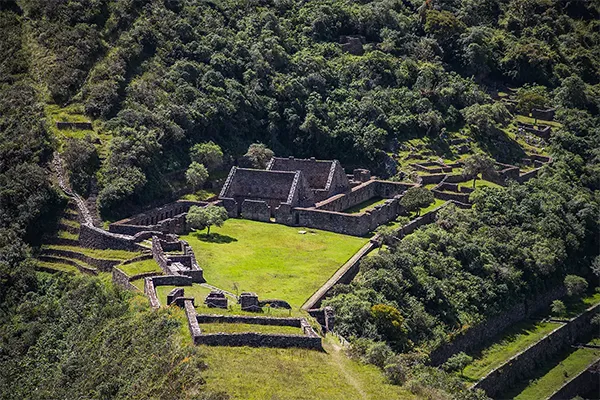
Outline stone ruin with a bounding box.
[205,291,228,309]
[152,235,204,283]
[220,156,415,236]
[239,292,260,312]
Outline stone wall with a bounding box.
[56,121,93,130]
[531,108,556,121]
[110,200,206,229]
[517,167,542,183]
[432,189,471,203]
[295,198,401,236]
[241,199,271,221]
[193,332,323,350]
[41,247,120,272]
[112,267,139,291]
[196,314,303,327]
[548,359,600,400]
[430,284,566,366]
[418,174,447,185]
[79,224,140,251]
[473,302,600,398]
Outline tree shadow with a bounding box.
[193,232,238,244]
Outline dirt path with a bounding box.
[326,339,368,400]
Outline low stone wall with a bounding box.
[79,224,140,251]
[432,189,471,203]
[111,200,206,228]
[418,174,447,185]
[38,255,98,275]
[193,332,323,350]
[56,121,93,130]
[112,267,139,291]
[430,284,566,366]
[295,196,402,237]
[144,277,161,309]
[548,359,600,400]
[196,314,303,327]
[472,301,600,398]
[41,248,120,272]
[517,167,542,183]
[531,108,555,121]
[315,180,412,213]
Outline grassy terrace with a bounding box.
[119,259,162,277]
[462,320,562,383]
[198,335,415,400]
[199,323,302,335]
[180,219,368,308]
[511,342,600,400]
[43,244,142,261]
[344,197,388,214]
[457,178,502,191]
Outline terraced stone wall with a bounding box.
[473,302,600,398]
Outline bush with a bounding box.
[564,275,588,297]
[551,300,567,317]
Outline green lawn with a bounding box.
[457,178,502,191]
[180,219,368,308]
[58,230,79,240]
[199,323,302,335]
[36,260,78,274]
[344,197,389,214]
[513,345,600,400]
[199,335,415,400]
[463,320,562,382]
[119,259,162,277]
[44,244,142,261]
[515,114,562,128]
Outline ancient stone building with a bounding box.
[266,157,350,201]
[219,167,315,220]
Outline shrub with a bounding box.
[564,275,588,297]
[551,300,567,317]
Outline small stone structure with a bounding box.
[239,292,260,312]
[56,121,93,130]
[339,35,365,55]
[205,291,228,308]
[152,236,204,283]
[517,121,552,140]
[531,107,556,121]
[167,287,185,305]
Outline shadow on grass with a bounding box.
[193,232,238,244]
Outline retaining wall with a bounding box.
[56,121,93,130]
[196,314,303,327]
[79,224,140,251]
[473,302,600,398]
[112,267,139,291]
[548,359,600,400]
[430,284,566,365]
[193,332,323,350]
[41,248,120,272]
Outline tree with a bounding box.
[190,142,223,172]
[62,136,100,195]
[186,204,228,236]
[442,352,473,377]
[462,153,497,188]
[551,300,566,317]
[400,187,434,217]
[376,225,398,252]
[185,162,208,191]
[244,143,274,169]
[564,275,588,297]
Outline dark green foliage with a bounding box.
[443,352,473,376]
[400,187,434,216]
[190,142,224,173]
[327,168,599,351]
[0,274,221,400]
[62,136,100,195]
[564,275,588,297]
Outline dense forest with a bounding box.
[1,0,599,398]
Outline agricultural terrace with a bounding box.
[511,343,600,400]
[181,219,368,308]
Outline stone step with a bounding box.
[58,223,79,234]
